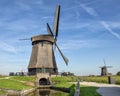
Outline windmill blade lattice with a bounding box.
[46,23,54,36]
[53,5,60,41]
[55,43,69,65]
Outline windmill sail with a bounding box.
[103,59,106,66]
[19,38,31,40]
[46,23,54,36]
[53,5,60,40]
[55,43,69,65]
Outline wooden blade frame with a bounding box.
[53,5,60,39]
[19,38,31,40]
[46,23,54,36]
[55,43,68,65]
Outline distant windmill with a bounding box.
[21,5,68,75]
[99,59,112,76]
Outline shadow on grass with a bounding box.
[69,84,75,96]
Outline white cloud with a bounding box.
[80,4,98,16]
[108,22,120,28]
[100,21,120,39]
[60,22,90,30]
[59,40,100,50]
[0,41,17,53]
[80,4,120,39]
[63,5,81,12]
[0,18,42,35]
[15,0,45,11]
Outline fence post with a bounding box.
[108,76,115,84]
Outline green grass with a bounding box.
[112,76,120,85]
[0,76,35,95]
[54,82,72,88]
[85,76,108,83]
[53,82,100,96]
[53,82,75,96]
[80,76,120,85]
[0,79,32,90]
[51,76,104,96]
[0,75,119,95]
[80,85,101,96]
[10,76,36,82]
[51,76,78,82]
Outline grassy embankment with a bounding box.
[0,76,35,90]
[51,76,76,96]
[51,76,101,96]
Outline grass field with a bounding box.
[51,76,101,96]
[10,76,36,82]
[79,76,120,85]
[0,79,32,90]
[51,75,120,96]
[51,75,120,85]
[54,82,72,88]
[80,85,101,96]
[0,76,35,90]
[51,76,78,83]
[0,75,119,95]
[113,76,120,85]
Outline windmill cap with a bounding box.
[31,34,54,43]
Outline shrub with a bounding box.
[116,71,120,76]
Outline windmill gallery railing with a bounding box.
[74,81,80,96]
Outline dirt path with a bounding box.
[80,82,120,96]
[0,76,11,79]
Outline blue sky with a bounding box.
[0,0,120,75]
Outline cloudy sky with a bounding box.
[0,0,120,75]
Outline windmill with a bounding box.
[26,5,68,75]
[99,59,112,76]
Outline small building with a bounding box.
[9,72,15,76]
